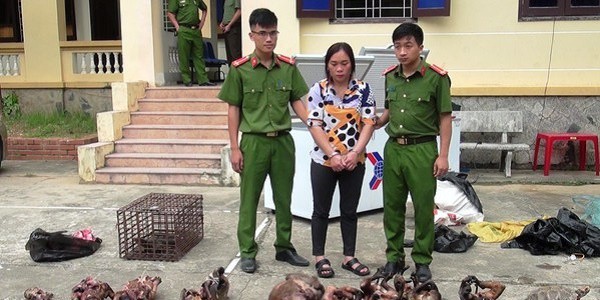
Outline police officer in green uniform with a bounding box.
[217,8,310,274]
[375,22,452,283]
[167,0,214,86]
[219,0,242,64]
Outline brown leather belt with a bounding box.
[392,136,436,145]
[246,131,289,137]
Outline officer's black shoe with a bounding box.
[240,257,257,273]
[199,81,216,86]
[275,249,309,266]
[415,263,432,282]
[184,82,193,87]
[381,261,405,278]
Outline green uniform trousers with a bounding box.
[177,27,209,85]
[238,133,296,258]
[382,139,437,265]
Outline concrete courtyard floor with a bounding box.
[0,160,599,299]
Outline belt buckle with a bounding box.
[266,132,278,137]
[396,137,408,145]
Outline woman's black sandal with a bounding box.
[315,258,335,278]
[341,258,370,276]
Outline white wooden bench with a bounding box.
[454,111,530,177]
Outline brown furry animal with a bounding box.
[202,267,229,299]
[71,276,114,300]
[459,275,505,300]
[268,273,325,300]
[181,267,230,300]
[24,287,54,300]
[113,275,162,300]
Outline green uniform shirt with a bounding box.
[218,53,309,133]
[384,60,452,137]
[168,0,207,25]
[222,0,241,25]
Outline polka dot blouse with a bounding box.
[307,78,376,166]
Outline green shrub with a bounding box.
[2,91,21,118]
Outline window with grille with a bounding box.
[163,0,175,32]
[519,0,600,19]
[296,0,450,20]
[335,0,413,19]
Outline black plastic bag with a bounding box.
[25,228,102,262]
[433,224,478,253]
[404,224,478,253]
[501,207,600,257]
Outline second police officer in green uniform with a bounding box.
[217,8,310,274]
[167,0,215,86]
[375,22,452,283]
[219,0,242,64]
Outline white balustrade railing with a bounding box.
[168,46,180,73]
[0,54,21,76]
[75,51,123,75]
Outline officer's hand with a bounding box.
[374,116,386,130]
[433,156,449,177]
[231,148,244,173]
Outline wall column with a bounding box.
[20,0,65,86]
[120,0,162,86]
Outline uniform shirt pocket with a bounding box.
[385,90,398,109]
[410,91,435,116]
[274,80,292,105]
[242,85,264,109]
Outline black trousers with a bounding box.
[310,161,365,257]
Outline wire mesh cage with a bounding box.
[117,193,203,261]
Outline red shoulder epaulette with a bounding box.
[382,64,398,76]
[429,64,448,76]
[232,56,250,68]
[277,54,296,65]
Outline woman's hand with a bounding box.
[342,151,359,171]
[329,154,345,172]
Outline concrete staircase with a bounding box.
[95,86,229,185]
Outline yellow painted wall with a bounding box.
[297,1,600,95]
[20,0,65,84]
[240,1,301,57]
[5,0,599,94]
[120,0,159,85]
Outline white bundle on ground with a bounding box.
[408,178,485,225]
[434,180,484,224]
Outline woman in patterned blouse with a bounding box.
[306,42,376,278]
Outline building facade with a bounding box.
[2,0,600,166]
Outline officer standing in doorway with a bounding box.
[219,0,242,64]
[168,0,215,86]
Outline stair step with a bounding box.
[93,86,232,186]
[138,98,228,112]
[122,125,229,139]
[144,86,221,99]
[95,167,221,185]
[105,153,221,168]
[130,111,228,125]
[114,139,228,154]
